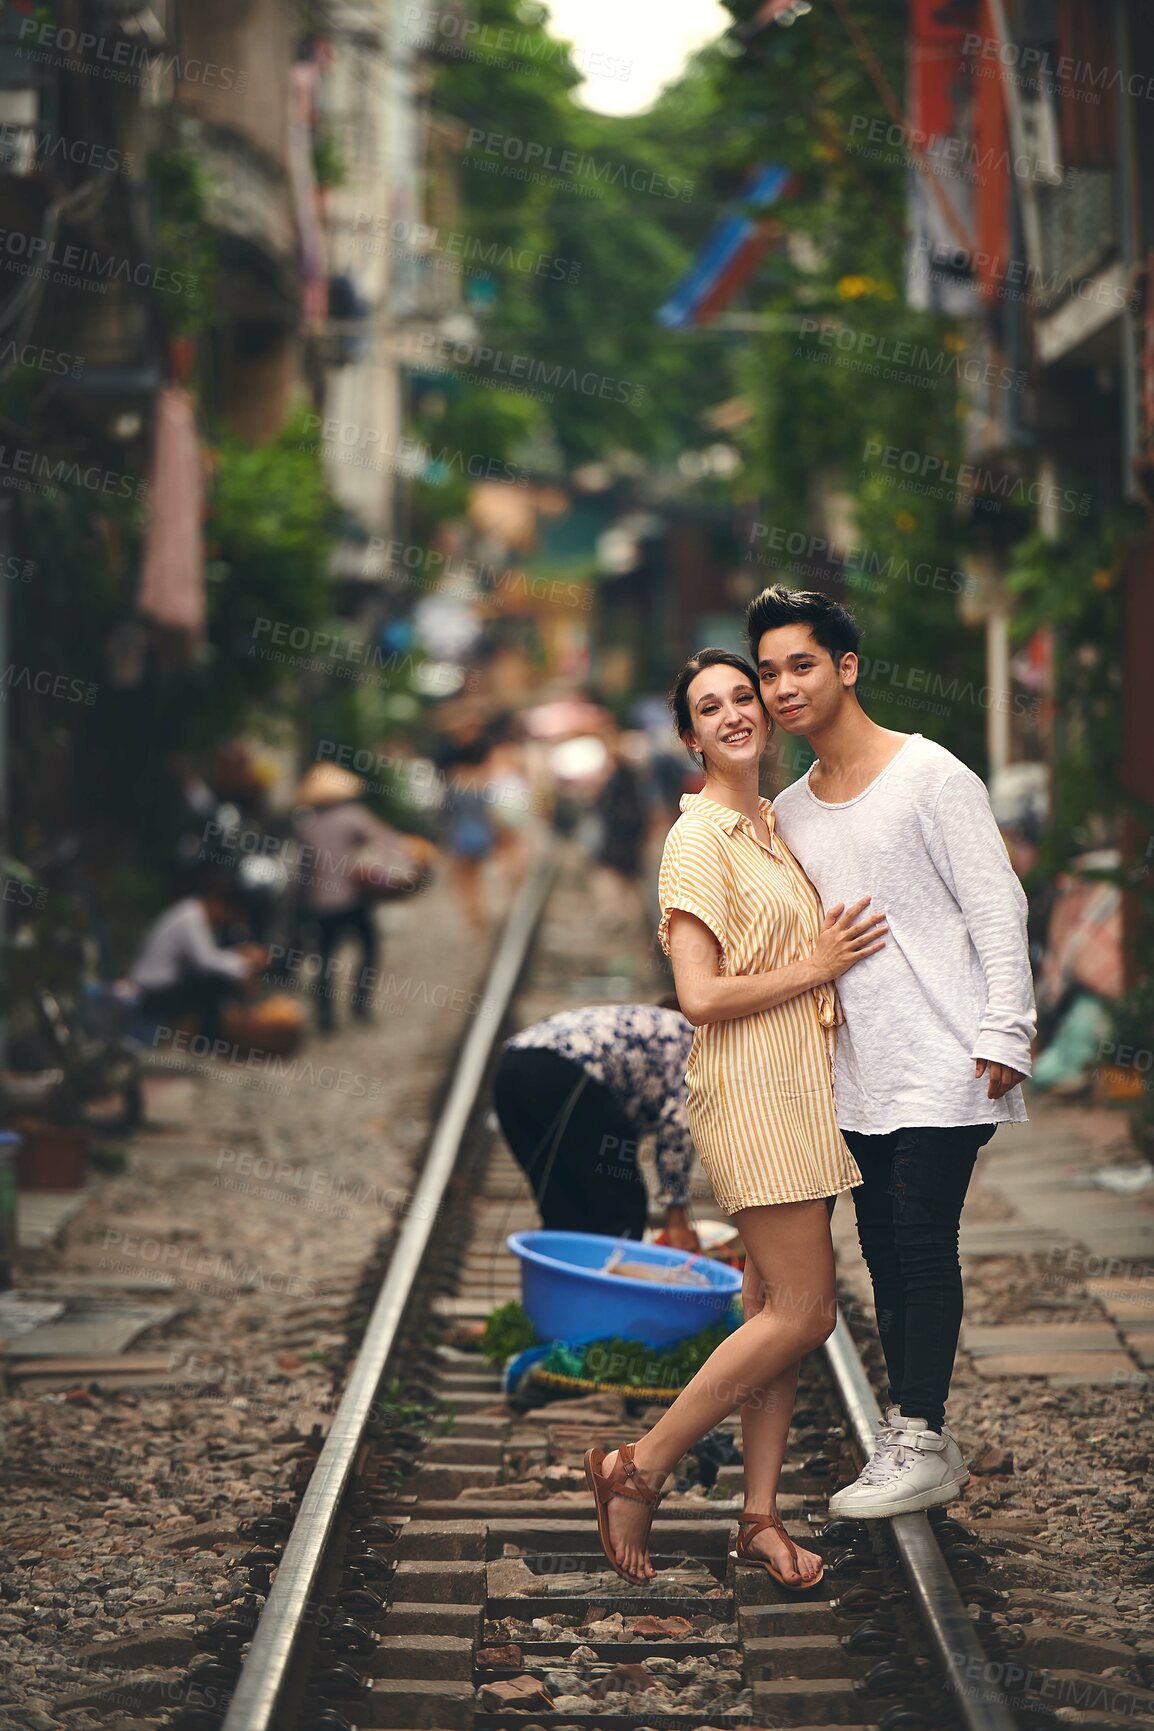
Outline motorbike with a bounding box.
[0,847,144,1134]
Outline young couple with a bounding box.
[585,585,1036,1590]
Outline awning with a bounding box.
[657,164,796,330]
[138,383,206,650]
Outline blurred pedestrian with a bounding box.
[494,1000,701,1247]
[129,864,266,1042]
[484,726,535,895]
[592,730,651,933]
[436,725,496,933]
[293,764,428,1033]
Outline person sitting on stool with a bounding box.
[493,1000,699,1248]
[129,865,266,1042]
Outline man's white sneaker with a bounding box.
[937,1420,968,1484]
[828,1414,969,1519]
[868,1407,967,1477]
[880,1406,967,1471]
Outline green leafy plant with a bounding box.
[1004,513,1134,868]
[312,128,347,189]
[147,146,216,338]
[543,1313,740,1392]
[198,406,337,746]
[480,1301,539,1366]
[88,1145,129,1174]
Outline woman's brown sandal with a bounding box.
[584,1441,664,1585]
[731,1509,824,1591]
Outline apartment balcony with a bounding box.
[1033,166,1130,367]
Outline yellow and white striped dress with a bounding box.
[658,792,862,1213]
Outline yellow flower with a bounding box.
[1092,567,1113,589]
[895,511,916,533]
[836,273,895,301]
[944,332,965,352]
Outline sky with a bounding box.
[543,0,731,115]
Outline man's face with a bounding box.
[756,623,856,735]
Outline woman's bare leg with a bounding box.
[737,1304,820,1582]
[599,1198,836,1582]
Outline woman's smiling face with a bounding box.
[684,662,769,773]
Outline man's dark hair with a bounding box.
[745,584,862,668]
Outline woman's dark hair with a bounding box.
[745,584,861,668]
[668,647,769,764]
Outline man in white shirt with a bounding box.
[746,583,1035,1518]
[130,869,265,1042]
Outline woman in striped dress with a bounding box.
[585,649,887,1589]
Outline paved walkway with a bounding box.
[831,1093,1153,1389]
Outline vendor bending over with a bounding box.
[493,1001,699,1249]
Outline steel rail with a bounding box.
[221,855,556,1731]
[825,1313,1018,1731]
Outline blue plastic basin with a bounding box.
[506,1230,742,1348]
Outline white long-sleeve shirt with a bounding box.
[130,898,249,991]
[771,734,1035,1133]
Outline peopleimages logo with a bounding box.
[413,329,644,407]
[350,214,581,282]
[301,413,529,487]
[855,654,1038,719]
[962,31,1154,104]
[0,665,98,705]
[748,525,977,598]
[847,113,1065,186]
[0,444,147,501]
[463,128,693,201]
[862,441,1091,516]
[404,8,632,83]
[17,19,247,91]
[0,226,195,295]
[0,339,85,379]
[0,121,133,175]
[796,318,1026,395]
[911,236,1137,314]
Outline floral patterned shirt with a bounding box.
[504,1005,695,1207]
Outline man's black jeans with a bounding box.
[842,1123,997,1432]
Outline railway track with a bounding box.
[164,860,1089,1731]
